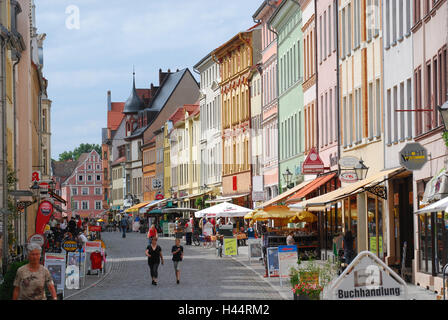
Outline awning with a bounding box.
[290,167,405,211]
[125,201,151,213]
[162,207,198,213]
[260,179,313,208]
[205,193,250,204]
[149,209,163,215]
[286,172,337,204]
[414,196,448,214]
[195,202,252,218]
[143,199,168,209]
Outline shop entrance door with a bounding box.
[397,176,414,270]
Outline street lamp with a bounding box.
[354,159,369,181]
[438,100,448,131]
[30,181,40,199]
[283,168,293,189]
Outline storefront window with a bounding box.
[350,196,358,239]
[435,212,448,275]
[418,213,433,274]
[367,196,385,259]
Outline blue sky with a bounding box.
[36,0,261,159]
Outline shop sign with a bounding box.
[302,148,324,174]
[339,156,360,168]
[223,237,238,256]
[399,142,428,171]
[155,193,164,200]
[28,234,45,247]
[62,240,78,252]
[330,251,408,300]
[31,170,41,182]
[340,171,358,183]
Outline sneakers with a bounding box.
[177,280,180,284]
[151,280,156,285]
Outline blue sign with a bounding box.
[267,247,279,277]
[278,245,298,253]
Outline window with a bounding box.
[72,188,78,196]
[406,0,411,34]
[368,83,374,138]
[72,201,78,210]
[320,15,323,63]
[82,187,89,195]
[376,79,381,137]
[343,97,348,147]
[414,0,421,25]
[78,175,83,181]
[95,188,101,195]
[87,175,92,182]
[96,175,101,181]
[400,82,405,140]
[347,4,352,53]
[95,201,102,210]
[392,0,397,43]
[407,78,413,138]
[393,86,398,141]
[386,0,390,47]
[399,0,404,39]
[82,201,88,210]
[324,11,327,58]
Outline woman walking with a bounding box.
[13,243,58,300]
[147,224,158,245]
[145,237,164,285]
[171,238,184,284]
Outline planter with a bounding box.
[293,293,320,300]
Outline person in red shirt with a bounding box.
[147,224,158,245]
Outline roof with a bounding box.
[111,156,126,166]
[253,0,283,20]
[168,107,186,125]
[147,69,189,112]
[184,104,200,118]
[108,102,125,130]
[125,124,148,140]
[123,74,145,114]
[52,160,79,182]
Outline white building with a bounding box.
[194,53,222,199]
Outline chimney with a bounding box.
[107,90,111,111]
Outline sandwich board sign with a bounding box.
[330,251,408,300]
[278,245,298,287]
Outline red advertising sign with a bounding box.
[302,148,325,175]
[155,193,164,200]
[89,226,102,232]
[232,176,237,191]
[35,200,54,234]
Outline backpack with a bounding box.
[121,219,128,227]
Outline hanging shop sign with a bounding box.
[399,142,428,171]
[62,240,78,252]
[35,200,54,235]
[302,148,325,174]
[339,156,360,168]
[28,234,45,247]
[330,251,408,300]
[340,171,358,183]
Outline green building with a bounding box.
[269,0,304,194]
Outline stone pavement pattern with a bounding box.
[65,231,284,300]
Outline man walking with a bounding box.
[121,215,128,238]
[171,238,183,284]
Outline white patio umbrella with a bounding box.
[194,202,253,218]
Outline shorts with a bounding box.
[173,260,181,271]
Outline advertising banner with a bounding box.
[223,237,238,256]
[85,241,102,253]
[202,222,214,237]
[35,200,54,235]
[248,239,262,263]
[278,245,298,286]
[267,247,279,277]
[44,253,66,294]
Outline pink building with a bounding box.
[57,150,104,219]
[253,0,282,201]
[316,0,338,170]
[412,0,448,294]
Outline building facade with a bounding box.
[253,0,281,202]
[194,53,222,201]
[213,26,262,208]
[60,150,103,219]
[269,0,304,193]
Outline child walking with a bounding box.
[171,238,184,284]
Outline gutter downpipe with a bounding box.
[267,12,281,195]
[335,0,341,178]
[0,28,9,275]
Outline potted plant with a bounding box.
[289,257,337,300]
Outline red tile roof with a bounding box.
[108,102,125,130]
[168,107,186,125]
[184,104,200,118]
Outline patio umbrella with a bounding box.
[289,211,318,223]
[244,210,256,220]
[97,219,104,222]
[252,205,296,220]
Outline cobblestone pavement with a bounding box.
[66,231,284,300]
